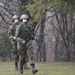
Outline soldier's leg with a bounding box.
[17,42,24,74]
[14,53,19,71]
[13,41,19,71]
[29,50,38,74]
[24,62,30,69]
[23,50,30,69]
[19,52,26,74]
[19,45,27,74]
[28,41,38,74]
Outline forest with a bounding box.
[0,0,75,62]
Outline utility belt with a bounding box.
[17,37,27,51]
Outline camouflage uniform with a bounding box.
[16,14,38,74]
[8,15,19,71]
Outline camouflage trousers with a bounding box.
[26,40,35,64]
[11,40,19,64]
[17,40,35,65]
[17,41,28,69]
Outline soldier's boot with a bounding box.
[15,62,19,71]
[30,63,38,74]
[24,62,30,69]
[20,65,23,74]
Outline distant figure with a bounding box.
[8,15,19,71]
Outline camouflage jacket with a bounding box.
[15,22,34,42]
[8,22,19,39]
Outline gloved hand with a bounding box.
[13,36,16,40]
[22,40,26,44]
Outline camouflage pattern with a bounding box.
[12,15,19,22]
[26,40,34,63]
[8,22,19,70]
[8,22,19,51]
[15,22,35,74]
[20,14,29,20]
[27,40,38,74]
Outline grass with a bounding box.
[0,61,75,75]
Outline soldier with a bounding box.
[8,15,19,71]
[16,14,38,74]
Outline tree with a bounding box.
[24,0,75,62]
[10,0,75,62]
[0,0,20,61]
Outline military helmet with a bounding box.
[12,15,19,22]
[20,14,29,20]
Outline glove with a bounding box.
[13,37,16,40]
[21,40,26,44]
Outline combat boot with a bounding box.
[20,65,23,74]
[24,62,30,69]
[30,63,38,74]
[15,62,19,71]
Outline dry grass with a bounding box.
[0,61,75,75]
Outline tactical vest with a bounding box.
[19,23,32,42]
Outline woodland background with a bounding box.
[0,0,75,62]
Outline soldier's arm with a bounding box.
[16,25,26,44]
[15,24,21,37]
[29,25,35,40]
[15,24,22,42]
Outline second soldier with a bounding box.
[8,15,19,71]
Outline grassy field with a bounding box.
[0,61,75,75]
